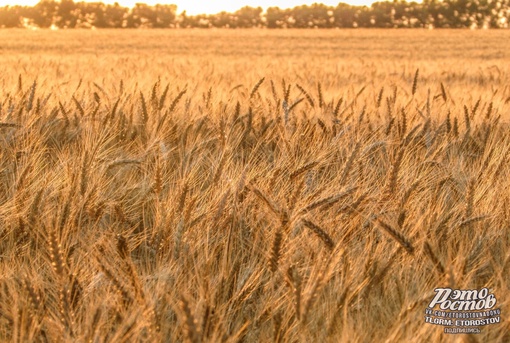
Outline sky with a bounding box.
[0,1,379,15]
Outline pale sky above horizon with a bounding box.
[0,0,381,15]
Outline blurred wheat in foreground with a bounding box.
[0,29,509,343]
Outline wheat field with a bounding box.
[0,29,509,342]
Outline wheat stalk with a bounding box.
[411,69,419,96]
[423,242,444,274]
[96,255,134,305]
[250,77,265,99]
[289,161,318,180]
[464,105,471,132]
[383,148,404,199]
[301,187,357,214]
[333,98,343,117]
[26,79,37,112]
[80,151,89,196]
[179,296,200,343]
[269,229,283,273]
[376,218,414,255]
[440,82,447,102]
[285,265,302,321]
[140,91,148,124]
[296,84,315,108]
[376,87,384,108]
[250,184,280,217]
[317,83,324,109]
[302,219,335,250]
[340,142,361,185]
[464,179,475,220]
[48,229,66,277]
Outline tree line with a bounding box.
[1,0,509,29]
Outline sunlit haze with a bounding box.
[0,0,382,15]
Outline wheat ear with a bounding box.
[285,265,302,321]
[423,242,444,274]
[179,296,200,343]
[412,68,419,96]
[302,219,335,250]
[376,218,414,255]
[269,229,283,273]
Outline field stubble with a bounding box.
[0,29,509,342]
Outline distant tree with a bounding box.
[85,2,108,28]
[266,7,287,28]
[292,4,332,28]
[33,0,58,27]
[129,3,154,28]
[56,0,76,27]
[333,3,357,27]
[370,1,395,27]
[1,0,509,29]
[355,6,373,27]
[104,3,127,28]
[178,10,195,28]
[235,6,263,28]
[153,4,177,28]
[210,11,232,28]
[0,6,23,27]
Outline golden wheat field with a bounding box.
[0,28,510,342]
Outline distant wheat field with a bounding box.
[0,29,509,342]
